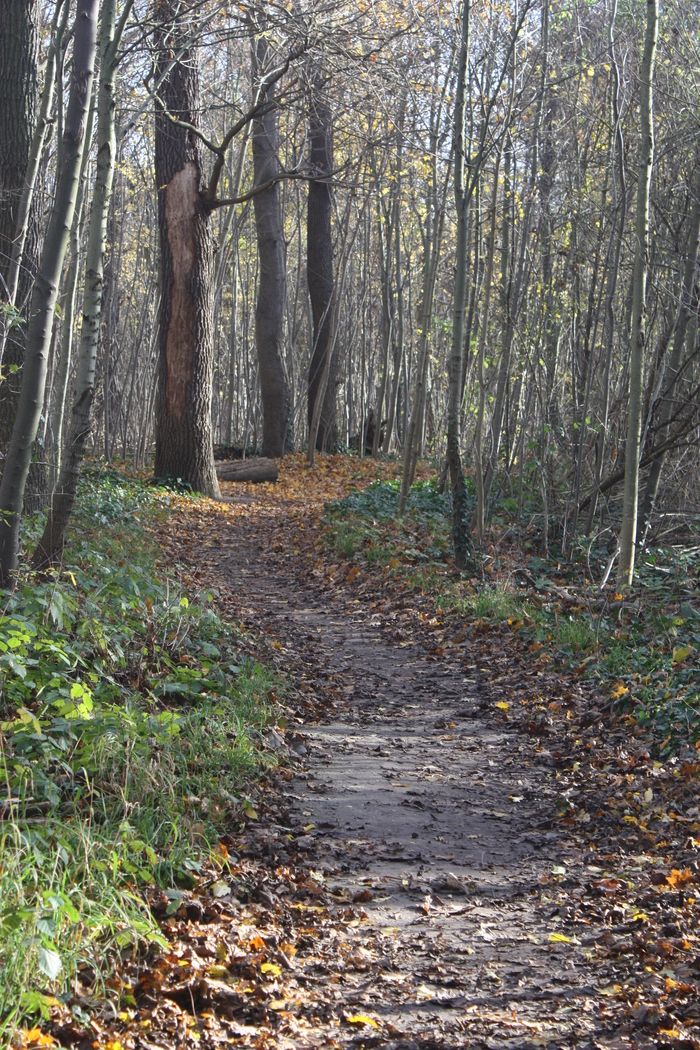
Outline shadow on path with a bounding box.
[207,490,602,1049]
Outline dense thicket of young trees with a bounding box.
[0,0,698,583]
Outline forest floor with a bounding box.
[20,456,697,1050]
[139,455,697,1050]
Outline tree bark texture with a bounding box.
[251,29,291,458]
[0,0,39,453]
[34,0,123,569]
[306,72,337,452]
[618,0,658,586]
[216,457,278,482]
[153,0,219,497]
[639,182,700,538]
[446,0,474,570]
[0,0,98,587]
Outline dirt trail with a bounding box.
[209,490,603,1049]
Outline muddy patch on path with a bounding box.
[209,497,603,1049]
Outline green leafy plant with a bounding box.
[0,472,279,1038]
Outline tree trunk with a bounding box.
[398,49,451,513]
[0,0,98,587]
[585,0,628,534]
[306,70,337,453]
[473,147,501,544]
[153,0,219,497]
[0,0,39,453]
[446,0,474,570]
[34,0,126,569]
[617,0,658,587]
[251,27,290,458]
[48,86,98,491]
[638,184,700,539]
[216,457,278,483]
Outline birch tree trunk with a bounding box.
[617,0,658,587]
[48,87,98,489]
[34,0,127,569]
[0,0,99,588]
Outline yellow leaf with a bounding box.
[260,962,282,977]
[548,932,574,944]
[666,867,693,888]
[242,800,258,820]
[672,645,692,665]
[610,682,629,699]
[495,701,510,712]
[345,1014,380,1028]
[206,964,229,979]
[18,1031,57,1048]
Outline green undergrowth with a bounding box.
[0,471,278,1039]
[324,479,700,751]
[326,478,452,566]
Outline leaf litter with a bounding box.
[29,454,699,1050]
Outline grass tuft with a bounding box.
[0,472,278,1039]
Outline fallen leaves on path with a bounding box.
[163,454,700,1048]
[31,454,699,1050]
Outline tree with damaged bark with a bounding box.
[0,6,700,1035]
[152,0,220,497]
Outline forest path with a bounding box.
[171,461,605,1049]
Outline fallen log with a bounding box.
[215,458,279,483]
